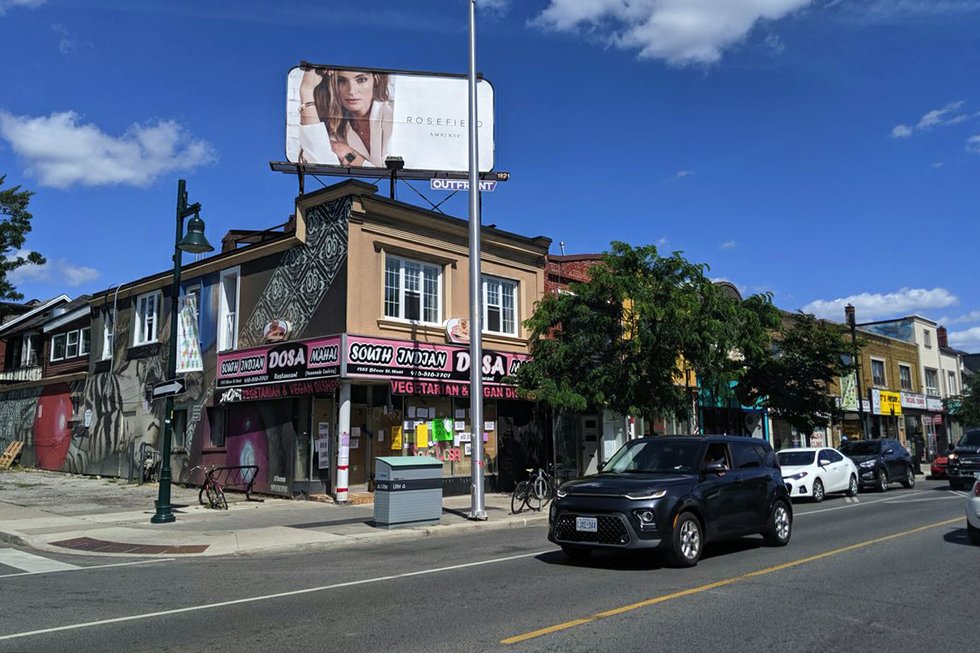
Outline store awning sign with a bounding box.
[217,335,341,389]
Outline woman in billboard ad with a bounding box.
[298,67,393,167]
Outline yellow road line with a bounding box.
[500,517,961,645]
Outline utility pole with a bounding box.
[845,304,867,439]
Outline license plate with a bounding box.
[576,516,598,533]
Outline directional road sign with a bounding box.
[152,378,186,399]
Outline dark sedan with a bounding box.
[547,435,792,567]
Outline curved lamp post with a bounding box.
[152,179,214,524]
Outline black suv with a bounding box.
[547,435,792,567]
[839,438,915,492]
[946,429,980,490]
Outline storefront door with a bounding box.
[582,416,600,475]
[309,396,334,489]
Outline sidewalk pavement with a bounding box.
[0,469,548,558]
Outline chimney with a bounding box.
[937,326,948,349]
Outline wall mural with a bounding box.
[0,196,349,493]
[239,197,350,347]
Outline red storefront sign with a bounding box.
[217,335,341,389]
[389,379,519,400]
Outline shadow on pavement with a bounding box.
[535,536,765,571]
[942,527,975,547]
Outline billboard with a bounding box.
[285,65,495,173]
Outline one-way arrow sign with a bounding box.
[152,378,186,399]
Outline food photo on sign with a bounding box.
[263,320,291,344]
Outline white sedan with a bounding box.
[967,478,980,545]
[777,447,859,503]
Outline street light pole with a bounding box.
[467,0,487,521]
[844,304,867,439]
[151,179,214,524]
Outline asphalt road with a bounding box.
[0,479,975,653]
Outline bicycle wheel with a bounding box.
[204,483,220,509]
[526,485,543,512]
[213,485,228,510]
[511,481,529,514]
[198,486,207,506]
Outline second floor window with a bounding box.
[899,364,912,391]
[134,291,161,345]
[218,269,239,352]
[871,359,886,387]
[384,256,440,324]
[51,327,93,362]
[483,276,517,336]
[925,368,939,395]
[947,371,957,395]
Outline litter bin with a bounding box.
[374,456,443,529]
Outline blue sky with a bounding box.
[1,0,979,350]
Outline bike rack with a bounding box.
[204,465,263,502]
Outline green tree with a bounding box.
[515,242,780,426]
[737,312,854,437]
[0,176,45,302]
[949,372,980,429]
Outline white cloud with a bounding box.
[0,111,216,189]
[949,326,980,352]
[51,24,76,54]
[944,310,980,325]
[533,0,815,65]
[931,161,945,168]
[0,0,45,16]
[835,0,980,23]
[656,236,670,247]
[890,101,977,138]
[665,169,695,182]
[720,240,737,250]
[8,250,99,288]
[967,134,980,154]
[477,0,509,11]
[801,287,959,321]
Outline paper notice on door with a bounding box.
[391,425,403,450]
[415,423,429,448]
[350,438,360,450]
[484,421,495,432]
[318,422,330,438]
[351,426,361,438]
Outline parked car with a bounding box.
[839,438,915,492]
[946,430,980,491]
[930,455,948,479]
[967,478,980,545]
[548,435,792,567]
[777,447,859,502]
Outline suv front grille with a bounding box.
[554,513,631,546]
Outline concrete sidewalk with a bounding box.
[0,469,548,558]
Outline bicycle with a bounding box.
[510,466,556,514]
[190,465,228,510]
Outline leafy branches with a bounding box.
[0,175,45,302]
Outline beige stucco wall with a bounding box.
[344,196,547,354]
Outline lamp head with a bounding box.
[385,156,405,172]
[178,213,214,254]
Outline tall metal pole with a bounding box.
[467,0,486,520]
[845,304,867,439]
[151,180,188,524]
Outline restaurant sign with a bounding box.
[900,392,927,410]
[389,379,519,400]
[217,335,341,389]
[345,335,527,384]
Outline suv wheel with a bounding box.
[763,500,792,546]
[876,468,888,493]
[668,512,703,567]
[900,467,915,489]
[846,475,858,497]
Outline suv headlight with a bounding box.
[859,460,876,468]
[784,471,808,481]
[948,453,958,462]
[556,488,568,498]
[624,489,667,501]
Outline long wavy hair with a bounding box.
[321,70,391,142]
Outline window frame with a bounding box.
[79,327,91,356]
[898,364,913,391]
[870,357,886,387]
[947,371,957,396]
[50,333,67,362]
[102,315,114,361]
[218,267,240,352]
[383,254,442,326]
[133,290,162,346]
[481,275,518,336]
[924,367,940,396]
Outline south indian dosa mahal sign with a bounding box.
[217,334,527,393]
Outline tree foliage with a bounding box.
[950,372,980,429]
[737,312,854,436]
[515,242,780,424]
[0,175,45,302]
